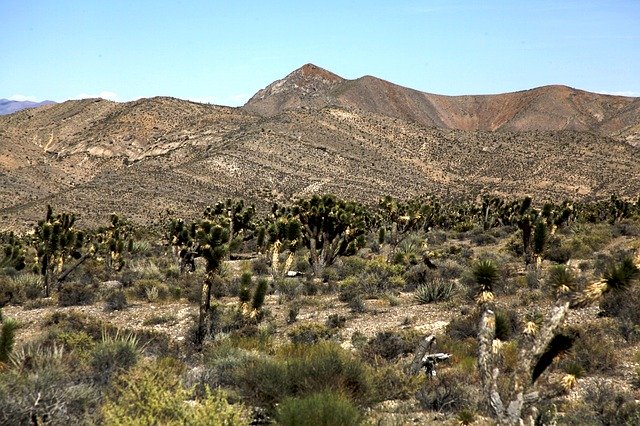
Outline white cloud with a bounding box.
[72,91,120,101]
[8,94,40,102]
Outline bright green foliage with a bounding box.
[275,391,362,426]
[0,232,26,271]
[532,220,547,257]
[414,279,455,304]
[235,341,374,408]
[0,308,16,364]
[238,271,252,304]
[102,358,248,426]
[32,205,86,296]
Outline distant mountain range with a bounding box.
[1,64,639,229]
[244,64,640,145]
[0,99,56,115]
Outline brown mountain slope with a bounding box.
[1,98,639,230]
[243,64,640,143]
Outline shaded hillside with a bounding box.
[244,64,640,144]
[1,98,639,230]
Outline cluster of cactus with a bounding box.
[0,232,26,271]
[31,205,86,297]
[378,195,442,248]
[262,211,302,278]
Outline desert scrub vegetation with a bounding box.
[0,194,639,424]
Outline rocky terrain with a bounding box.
[0,64,639,229]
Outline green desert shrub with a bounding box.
[0,275,25,305]
[274,278,303,301]
[403,262,438,291]
[494,309,520,341]
[288,323,335,345]
[414,278,456,304]
[335,256,368,280]
[0,343,100,425]
[132,278,170,302]
[58,282,96,307]
[12,273,44,300]
[325,313,347,329]
[446,309,481,340]
[359,330,416,363]
[91,331,139,385]
[0,309,17,364]
[234,342,374,408]
[544,235,572,263]
[275,391,362,426]
[104,289,128,311]
[547,264,577,294]
[561,380,640,425]
[565,324,618,374]
[339,258,404,299]
[415,368,481,413]
[102,357,248,426]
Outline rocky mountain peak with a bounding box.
[243,64,344,115]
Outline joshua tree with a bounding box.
[205,199,256,257]
[378,195,442,259]
[278,194,370,276]
[92,213,134,276]
[168,212,230,346]
[237,272,269,322]
[31,205,87,297]
[476,252,640,425]
[262,212,301,279]
[0,232,26,271]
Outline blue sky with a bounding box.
[2,1,639,106]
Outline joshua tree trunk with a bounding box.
[309,237,321,276]
[478,302,573,425]
[196,273,215,345]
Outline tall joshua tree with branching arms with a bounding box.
[168,210,231,346]
[284,194,370,276]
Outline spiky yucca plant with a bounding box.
[473,259,499,303]
[547,265,576,295]
[571,255,640,308]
